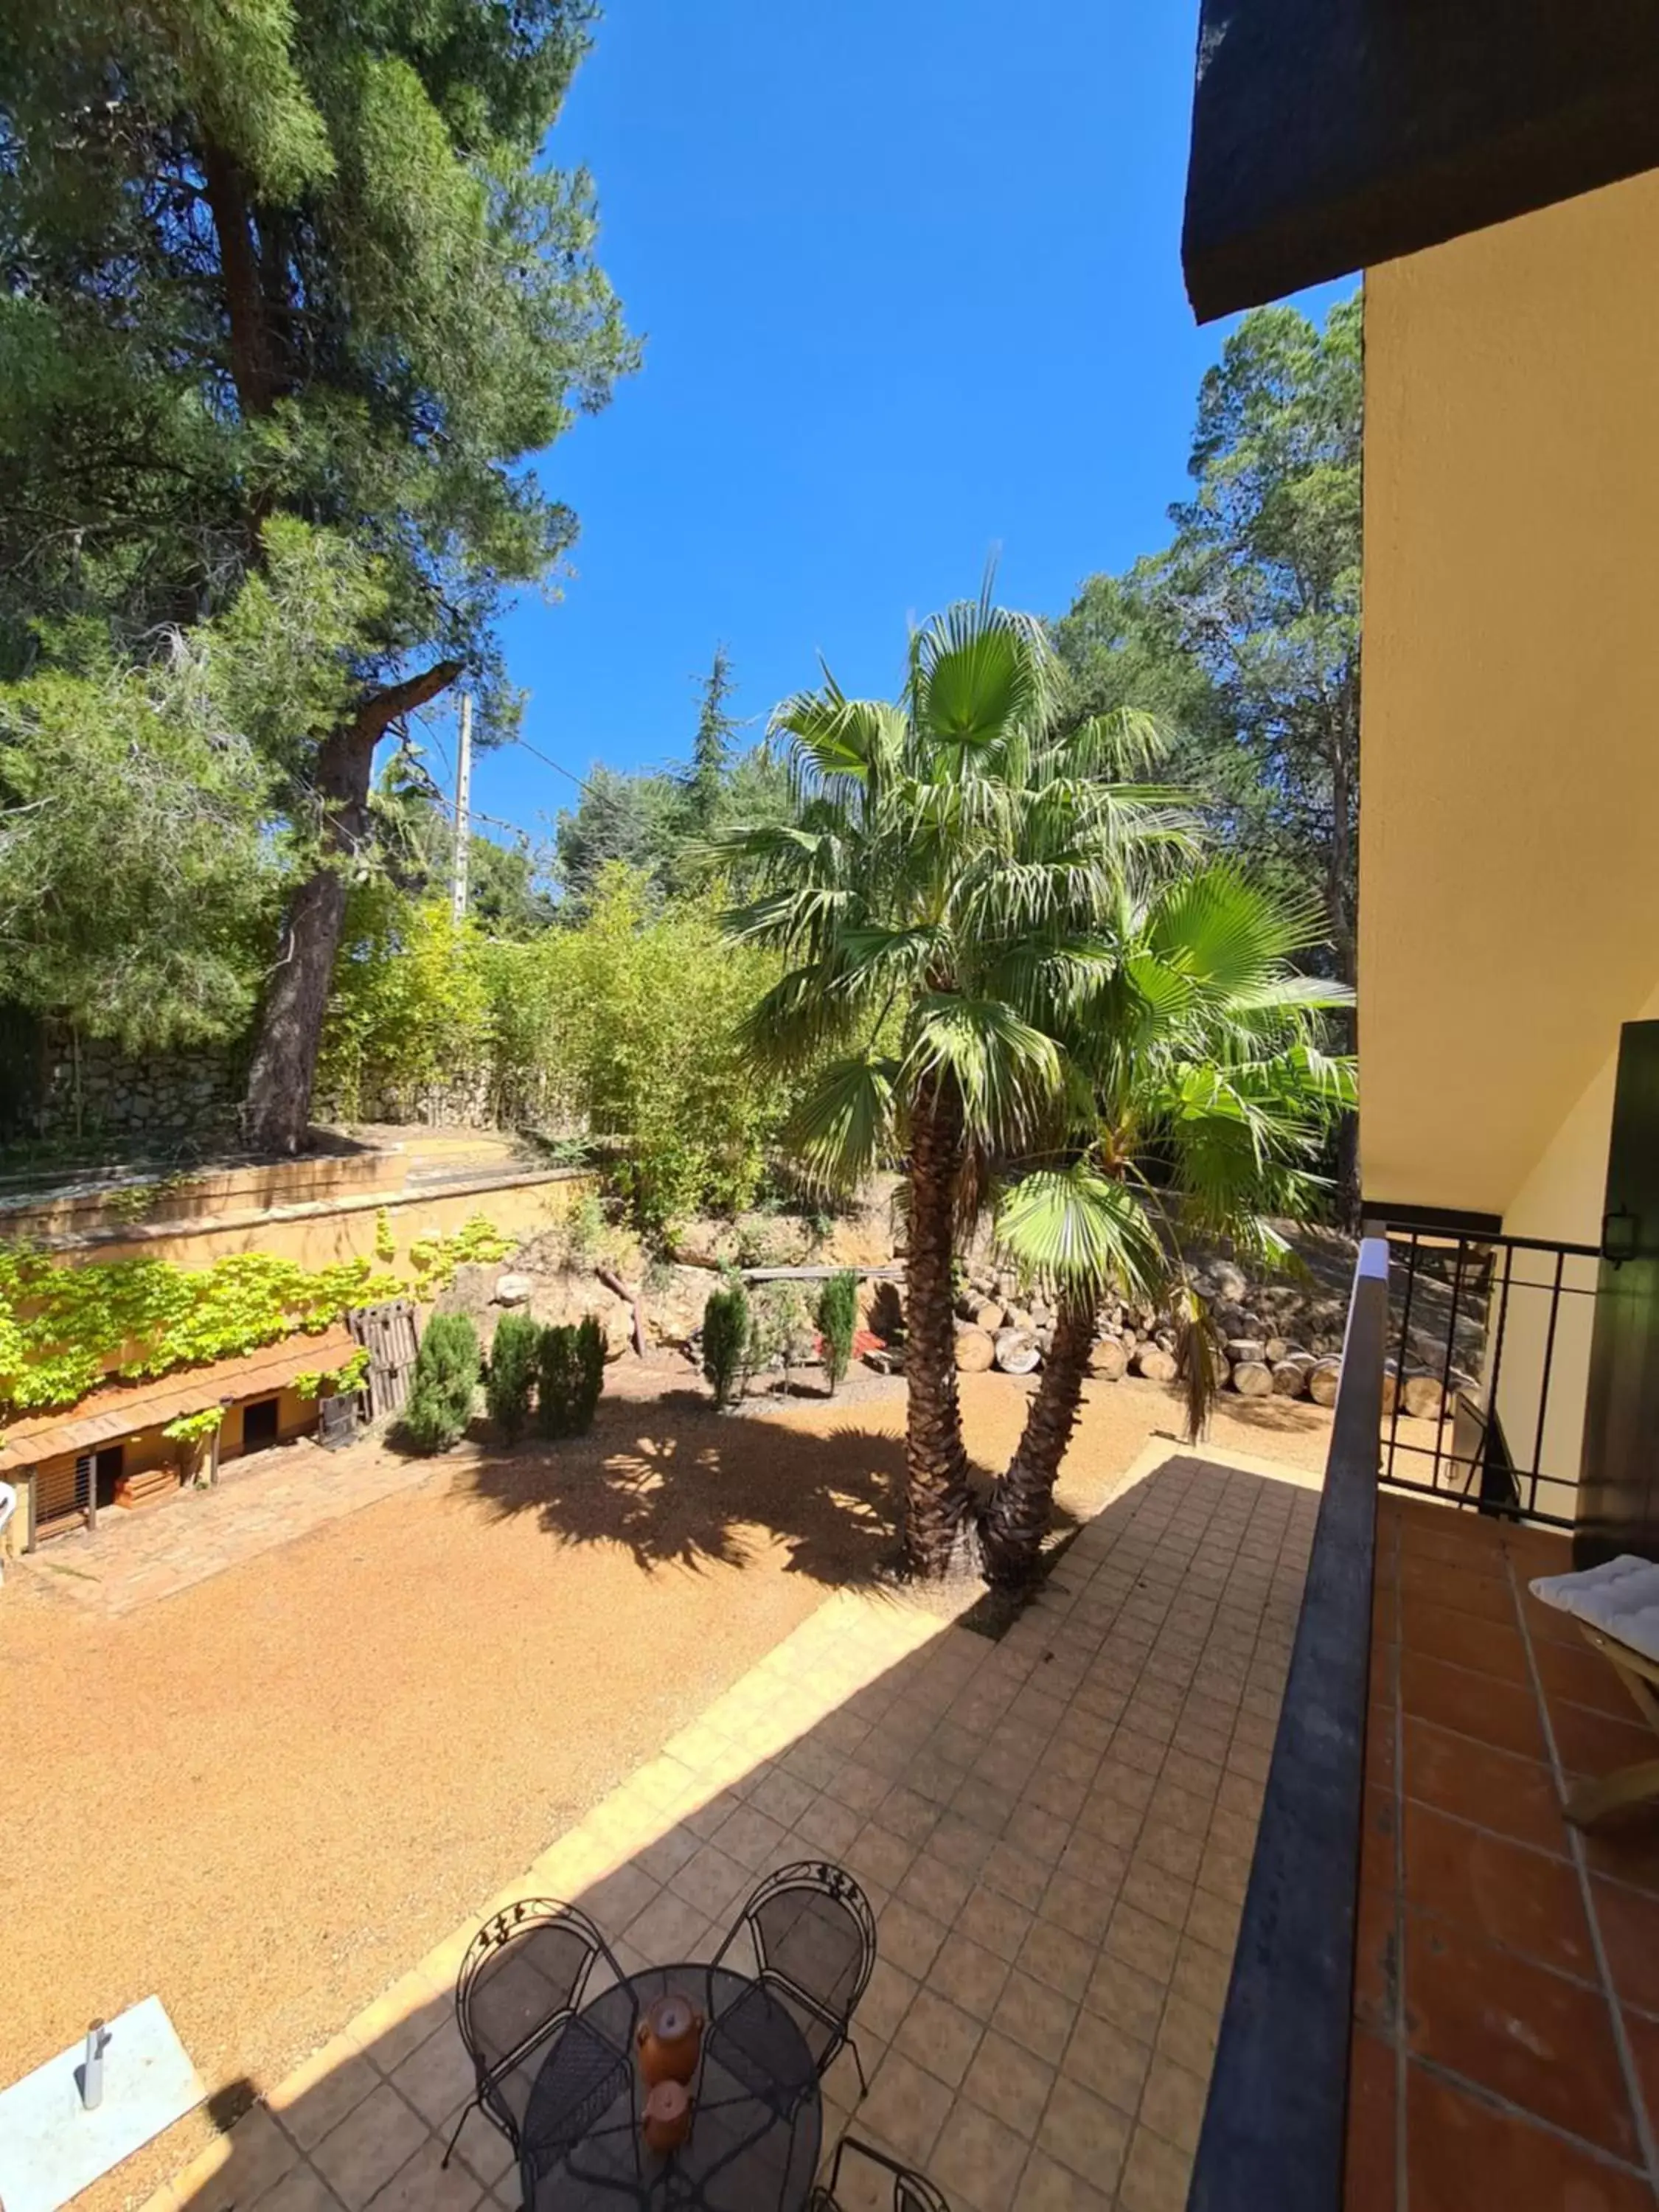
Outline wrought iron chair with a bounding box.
[441,1896,622,2169]
[712,1860,877,2096]
[810,2135,953,2211]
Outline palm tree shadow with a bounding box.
[456,1396,910,1583]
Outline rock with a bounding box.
[1271,1360,1309,1398]
[1135,1345,1178,1383]
[1088,1337,1127,1380]
[1231,1360,1275,1398]
[955,1326,996,1373]
[493,1272,534,1307]
[994,1328,1042,1375]
[1308,1359,1341,1407]
[527,1272,633,1360]
[643,1265,718,1349]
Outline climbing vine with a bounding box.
[0,1212,518,1422]
[292,1348,372,1399]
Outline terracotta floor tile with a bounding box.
[1398,1559,1515,1628]
[1402,2062,1651,2212]
[1343,2028,1394,2212]
[1520,1586,1590,1651]
[1531,1635,1646,1719]
[1582,1820,1659,1899]
[1400,1717,1565,1856]
[1403,1914,1639,2159]
[1549,1701,1659,1784]
[1590,1877,1659,2015]
[1402,1801,1596,1977]
[1353,1881,1399,2036]
[1397,1653,1548,1761]
[1622,2004,1659,2138]
[1402,1597,1530,1685]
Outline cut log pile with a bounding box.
[947,1249,1369,1403]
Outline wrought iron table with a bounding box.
[522,1961,822,2211]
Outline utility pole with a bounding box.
[451,689,472,924]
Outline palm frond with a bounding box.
[993,1164,1167,1307]
[903,995,1064,1147]
[782,1054,900,1192]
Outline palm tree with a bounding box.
[711,593,1185,1579]
[977,863,1355,1584]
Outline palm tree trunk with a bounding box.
[902,1074,973,1577]
[978,1292,1097,1586]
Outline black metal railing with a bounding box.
[1189,1239,1389,2212]
[1374,1222,1602,1528]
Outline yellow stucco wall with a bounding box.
[1360,170,1659,1221]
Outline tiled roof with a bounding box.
[0,1324,357,1472]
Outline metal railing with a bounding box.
[1374,1222,1603,1528]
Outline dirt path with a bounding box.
[0,1366,1331,2205]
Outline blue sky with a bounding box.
[461,2,1353,842]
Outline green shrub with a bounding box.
[402,1313,480,1454]
[538,1315,606,1439]
[486,1312,540,1441]
[702,1279,749,1408]
[816,1270,860,1397]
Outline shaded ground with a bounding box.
[0,1366,1330,2208]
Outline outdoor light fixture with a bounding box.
[1601,1203,1639,1267]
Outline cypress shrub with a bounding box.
[816,1270,860,1396]
[538,1315,608,1439]
[485,1311,539,1441]
[702,1279,749,1408]
[403,1312,480,1454]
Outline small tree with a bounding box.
[816,1270,860,1397]
[702,1279,749,1408]
[486,1312,539,1442]
[538,1317,607,1439]
[403,1314,480,1455]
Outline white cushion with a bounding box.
[1530,1554,1659,1666]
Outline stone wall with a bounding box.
[17,1020,243,1151]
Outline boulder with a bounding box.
[493,1272,535,1307]
[955,1326,996,1373]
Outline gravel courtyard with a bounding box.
[0,1366,1330,2208]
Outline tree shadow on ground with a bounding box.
[456,1396,947,1585]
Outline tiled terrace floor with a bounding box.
[145,1448,1317,2212]
[1354,1495,1659,2210]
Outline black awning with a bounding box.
[1182,0,1659,322]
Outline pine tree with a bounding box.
[684,649,740,830]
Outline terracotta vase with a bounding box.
[635,1993,704,2087]
[641,2079,693,2155]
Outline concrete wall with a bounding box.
[1360,170,1659,1221]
